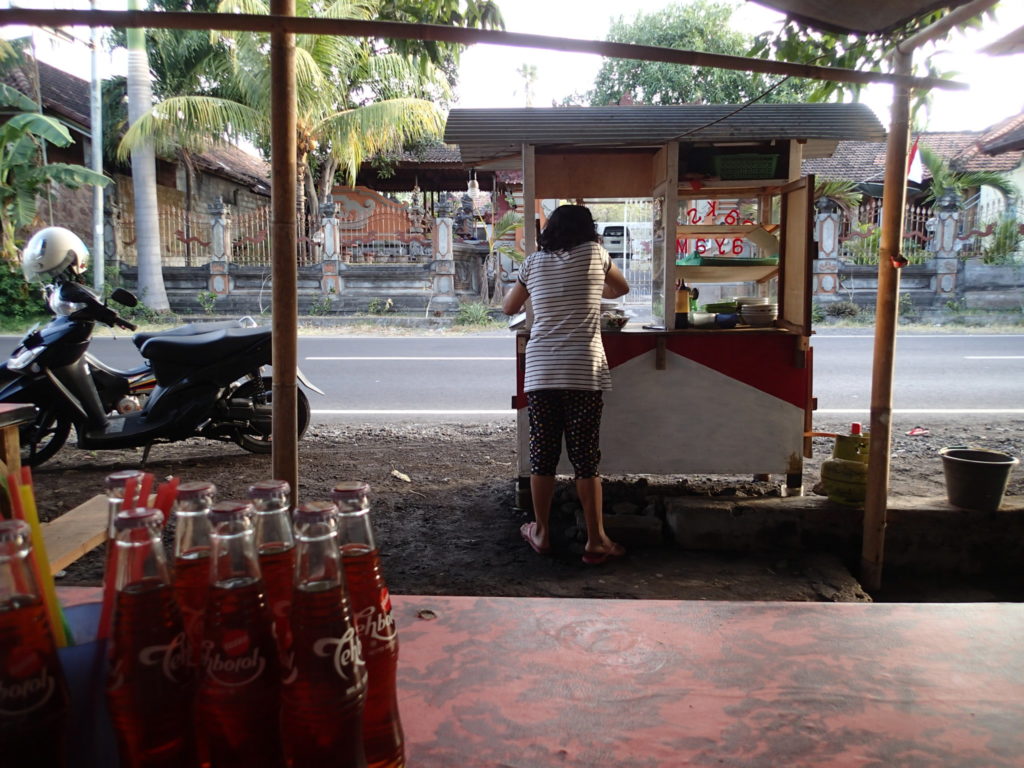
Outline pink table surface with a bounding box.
[59,588,1024,767]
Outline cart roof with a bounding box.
[445,104,887,167]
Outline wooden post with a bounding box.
[861,49,912,592]
[270,0,299,502]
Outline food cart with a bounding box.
[444,104,887,501]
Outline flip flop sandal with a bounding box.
[520,522,550,555]
[581,543,626,565]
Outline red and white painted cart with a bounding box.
[444,106,885,503]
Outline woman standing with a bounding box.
[502,205,630,565]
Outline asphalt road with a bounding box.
[4,329,1023,424]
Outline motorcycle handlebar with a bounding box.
[117,317,138,331]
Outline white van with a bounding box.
[600,224,632,263]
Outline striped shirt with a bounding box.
[518,241,612,392]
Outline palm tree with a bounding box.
[118,0,452,221]
[918,144,1018,205]
[125,0,170,310]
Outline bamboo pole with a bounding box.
[860,49,911,593]
[270,0,298,501]
[0,8,966,93]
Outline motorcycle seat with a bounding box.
[133,318,253,350]
[141,326,272,367]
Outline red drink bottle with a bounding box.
[281,501,368,768]
[172,481,216,667]
[199,502,284,768]
[105,508,199,768]
[0,519,70,768]
[248,480,296,648]
[331,482,405,768]
[105,470,145,538]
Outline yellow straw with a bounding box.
[19,483,69,648]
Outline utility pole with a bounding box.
[90,0,104,294]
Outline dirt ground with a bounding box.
[34,415,1024,603]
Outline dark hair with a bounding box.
[538,205,599,253]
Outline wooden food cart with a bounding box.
[444,105,886,500]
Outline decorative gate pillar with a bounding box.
[813,200,842,296]
[208,197,233,295]
[932,192,962,298]
[429,197,459,314]
[319,195,343,294]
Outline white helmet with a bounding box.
[21,227,90,283]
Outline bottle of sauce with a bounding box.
[674,278,691,330]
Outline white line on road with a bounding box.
[301,360,512,362]
[817,409,1024,414]
[964,356,1024,359]
[312,409,513,415]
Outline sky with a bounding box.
[451,0,1024,133]
[6,0,1024,133]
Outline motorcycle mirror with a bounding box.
[59,282,93,303]
[111,288,139,308]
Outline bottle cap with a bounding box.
[114,507,162,531]
[0,518,31,544]
[105,469,143,493]
[177,481,217,500]
[331,481,370,501]
[208,501,254,526]
[248,479,291,499]
[294,501,338,523]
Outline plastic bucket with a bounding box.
[939,447,1019,512]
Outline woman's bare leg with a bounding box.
[577,476,622,555]
[528,474,556,550]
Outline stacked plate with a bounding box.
[739,302,778,327]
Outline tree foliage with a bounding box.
[748,6,993,112]
[589,0,816,106]
[918,144,1018,205]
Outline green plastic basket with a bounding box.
[712,153,779,180]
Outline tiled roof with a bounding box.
[978,112,1024,157]
[191,143,271,194]
[803,127,1023,182]
[5,56,271,190]
[2,57,90,131]
[386,144,462,164]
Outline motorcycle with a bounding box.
[0,280,323,466]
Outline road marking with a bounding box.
[312,409,512,415]
[301,360,512,362]
[817,408,1024,414]
[964,356,1024,359]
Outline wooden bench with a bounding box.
[42,494,108,575]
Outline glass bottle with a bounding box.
[281,501,367,768]
[331,482,404,768]
[105,469,145,540]
[0,519,70,768]
[199,501,284,768]
[172,481,216,667]
[248,480,296,646]
[106,508,198,768]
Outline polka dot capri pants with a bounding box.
[526,389,603,478]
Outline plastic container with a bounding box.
[939,447,1019,512]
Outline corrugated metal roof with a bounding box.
[445,104,887,165]
[752,0,975,35]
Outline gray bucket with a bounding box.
[939,447,1019,512]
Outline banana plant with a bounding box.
[0,103,109,265]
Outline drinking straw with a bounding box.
[154,476,180,526]
[97,474,137,642]
[136,472,154,512]
[15,468,70,647]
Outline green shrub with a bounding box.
[824,300,860,319]
[197,290,218,315]
[981,216,1023,264]
[898,292,918,319]
[367,297,394,315]
[309,287,336,316]
[0,265,47,321]
[810,303,827,324]
[454,302,496,326]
